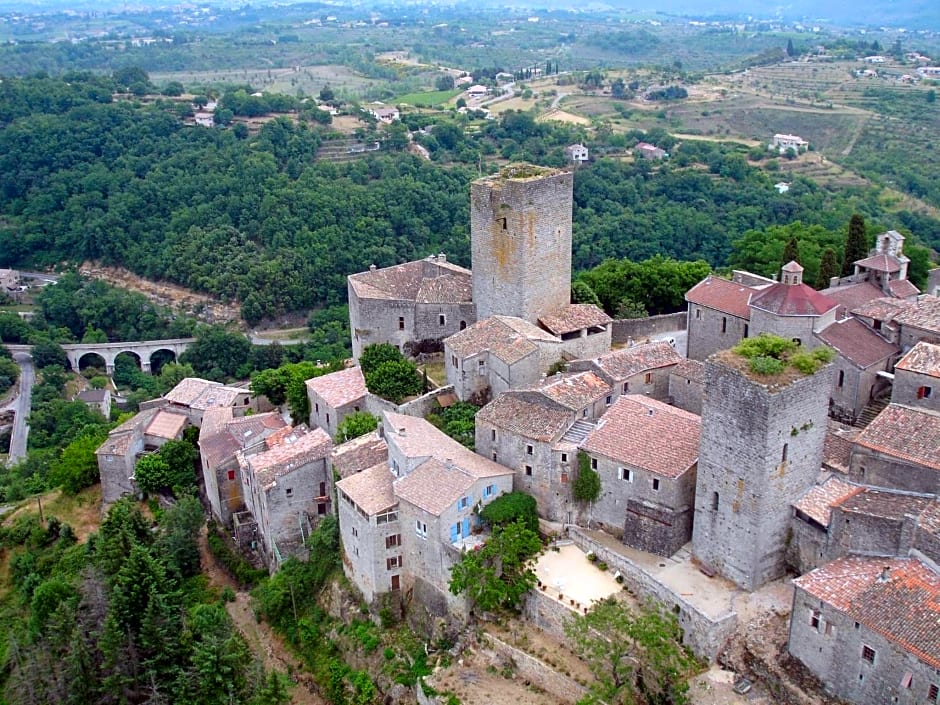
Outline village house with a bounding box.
[822,230,920,307]
[159,376,253,425]
[634,142,667,160]
[306,365,369,440]
[475,371,612,522]
[567,340,683,405]
[331,430,389,480]
[891,295,940,351]
[581,396,700,555]
[444,315,562,404]
[565,143,589,163]
[347,254,475,359]
[685,273,769,361]
[788,557,940,705]
[96,407,190,507]
[369,104,400,123]
[199,407,286,526]
[891,341,940,411]
[77,388,112,419]
[335,412,513,604]
[537,304,613,360]
[667,358,705,415]
[466,85,488,99]
[237,425,333,570]
[0,268,20,291]
[771,133,809,152]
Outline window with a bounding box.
[861,645,876,664]
[317,503,327,515]
[315,403,319,413]
[492,452,498,462]
[227,469,236,481]
[398,317,405,330]
[525,465,533,477]
[873,319,883,331]
[792,338,802,346]
[415,520,428,539]
[618,467,633,482]
[386,556,402,570]
[385,534,401,549]
[326,413,330,425]
[622,382,629,394]
[376,509,398,525]
[582,408,588,418]
[319,482,327,497]
[652,478,661,491]
[837,370,844,388]
[695,308,701,319]
[498,217,507,230]
[782,443,788,462]
[743,324,749,337]
[285,488,293,497]
[606,395,612,405]
[561,453,568,463]
[918,385,933,399]
[927,683,939,702]
[810,609,821,631]
[439,314,446,326]
[644,372,652,384]
[483,484,496,498]
[458,495,470,510]
[590,458,598,470]
[352,527,358,538]
[721,317,727,334]
[526,444,534,455]
[491,429,497,442]
[451,355,458,368]
[711,492,719,510]
[460,320,467,330]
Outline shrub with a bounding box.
[205,522,267,587]
[479,491,539,533]
[748,355,786,376]
[574,452,601,503]
[789,351,822,374]
[734,334,796,360]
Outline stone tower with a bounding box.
[470,164,573,324]
[691,351,832,590]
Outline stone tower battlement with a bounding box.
[692,350,833,591]
[470,164,573,324]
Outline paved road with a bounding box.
[7,353,34,466]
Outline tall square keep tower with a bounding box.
[470,165,573,324]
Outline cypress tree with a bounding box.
[842,214,869,276]
[816,247,839,289]
[781,236,801,271]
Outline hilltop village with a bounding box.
[97,164,940,705]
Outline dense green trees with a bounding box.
[0,344,18,396]
[134,438,199,496]
[335,411,379,443]
[577,256,710,317]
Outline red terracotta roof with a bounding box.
[854,404,940,472]
[855,253,902,274]
[793,477,863,527]
[895,341,940,378]
[446,315,558,365]
[822,424,858,473]
[888,278,920,299]
[685,276,758,319]
[822,282,888,316]
[671,358,704,384]
[815,318,898,369]
[348,257,472,304]
[749,281,838,317]
[538,304,612,336]
[573,341,682,382]
[476,394,572,443]
[582,396,700,478]
[851,296,913,322]
[893,295,940,334]
[331,431,389,480]
[305,366,368,409]
[535,371,611,412]
[793,556,940,669]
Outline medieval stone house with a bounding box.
[306,365,369,439]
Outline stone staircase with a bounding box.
[561,419,596,445]
[854,397,889,429]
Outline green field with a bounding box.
[395,89,462,107]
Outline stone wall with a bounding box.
[479,632,587,704]
[568,527,738,661]
[892,368,940,412]
[522,586,575,638]
[849,447,940,495]
[686,305,748,362]
[622,500,694,557]
[668,373,703,415]
[611,312,687,344]
[396,385,459,418]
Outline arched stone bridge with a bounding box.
[6,338,195,374]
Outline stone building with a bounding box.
[331,431,388,481]
[335,412,513,604]
[667,358,705,415]
[475,371,612,522]
[96,407,190,507]
[238,425,333,570]
[347,254,475,359]
[691,349,832,591]
[199,407,286,526]
[536,304,613,360]
[77,388,112,419]
[568,341,683,405]
[444,315,562,403]
[306,366,369,439]
[847,404,940,495]
[891,341,940,411]
[788,557,940,705]
[470,165,573,325]
[161,377,253,425]
[747,262,838,348]
[581,396,700,555]
[822,230,921,308]
[892,295,940,351]
[816,317,899,422]
[685,275,765,361]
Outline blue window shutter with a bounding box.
[462,518,470,537]
[450,524,459,542]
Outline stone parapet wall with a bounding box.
[567,527,737,660]
[611,312,687,344]
[479,632,587,704]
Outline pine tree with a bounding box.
[787,38,796,57]
[781,236,801,271]
[816,247,839,289]
[842,214,869,276]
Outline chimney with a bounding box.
[369,264,376,271]
[444,458,454,470]
[399,427,406,436]
[438,252,447,262]
[878,566,891,582]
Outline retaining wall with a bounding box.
[480,632,587,704]
[611,312,687,344]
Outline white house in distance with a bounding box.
[566,144,589,164]
[466,85,489,99]
[771,133,809,153]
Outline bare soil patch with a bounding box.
[4,486,102,542]
[80,263,242,325]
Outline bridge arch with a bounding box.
[77,351,107,374]
[149,348,177,375]
[112,350,143,379]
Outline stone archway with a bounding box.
[112,350,143,385]
[77,351,107,375]
[149,348,177,376]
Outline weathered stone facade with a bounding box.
[470,165,573,325]
[692,353,832,590]
[686,303,749,361]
